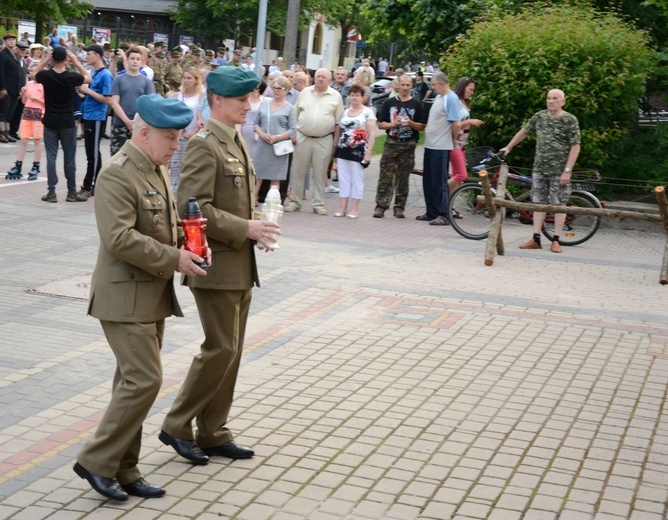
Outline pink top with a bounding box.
[23,81,45,110]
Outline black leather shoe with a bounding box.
[159,430,209,465]
[121,478,166,498]
[73,463,128,501]
[203,440,255,459]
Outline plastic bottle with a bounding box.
[260,186,283,249]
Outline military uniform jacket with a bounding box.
[177,118,259,291]
[88,141,183,322]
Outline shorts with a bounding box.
[532,173,572,205]
[20,119,44,140]
[449,148,467,183]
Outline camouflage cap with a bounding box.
[205,49,214,56]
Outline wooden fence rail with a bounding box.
[480,167,668,285]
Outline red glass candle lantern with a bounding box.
[182,197,209,268]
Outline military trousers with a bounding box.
[375,139,416,210]
[162,288,252,449]
[76,320,164,484]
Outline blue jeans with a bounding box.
[44,126,77,194]
[422,148,451,218]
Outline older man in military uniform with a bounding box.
[159,67,280,464]
[74,95,209,501]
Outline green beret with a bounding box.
[206,66,260,97]
[136,94,193,130]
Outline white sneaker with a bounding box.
[325,185,339,193]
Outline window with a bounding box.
[312,23,322,55]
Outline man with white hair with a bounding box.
[284,68,343,215]
[501,88,581,253]
[74,94,209,501]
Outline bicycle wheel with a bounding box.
[449,183,493,240]
[542,191,601,246]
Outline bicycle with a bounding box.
[448,147,603,245]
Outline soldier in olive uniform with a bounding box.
[74,95,209,501]
[151,51,168,96]
[164,50,183,93]
[159,67,280,464]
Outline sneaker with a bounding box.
[373,207,385,218]
[313,207,327,215]
[416,214,435,221]
[429,215,450,226]
[519,238,542,250]
[76,189,92,201]
[325,185,339,193]
[284,203,300,212]
[41,192,57,203]
[550,241,562,253]
[66,192,79,202]
[393,207,405,219]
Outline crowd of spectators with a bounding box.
[1,31,473,221]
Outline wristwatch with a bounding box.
[564,167,571,173]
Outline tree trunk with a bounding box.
[283,0,301,65]
[34,13,45,45]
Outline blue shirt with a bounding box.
[49,34,60,48]
[83,67,113,121]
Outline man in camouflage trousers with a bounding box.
[373,75,426,219]
[501,89,581,253]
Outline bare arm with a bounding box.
[500,127,527,155]
[560,143,581,186]
[66,50,92,84]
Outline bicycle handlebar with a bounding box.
[472,149,506,172]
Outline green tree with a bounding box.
[0,0,93,43]
[362,0,482,60]
[170,0,356,48]
[443,3,653,174]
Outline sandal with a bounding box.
[429,215,450,226]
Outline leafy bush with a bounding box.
[443,3,654,181]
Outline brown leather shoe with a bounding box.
[519,238,542,249]
[550,241,563,253]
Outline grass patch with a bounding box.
[372,134,386,156]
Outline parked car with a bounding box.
[370,72,434,115]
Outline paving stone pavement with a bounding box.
[0,140,667,519]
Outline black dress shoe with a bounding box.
[121,478,166,498]
[73,463,128,501]
[159,430,209,465]
[203,440,255,459]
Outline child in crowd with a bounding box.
[4,79,45,180]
